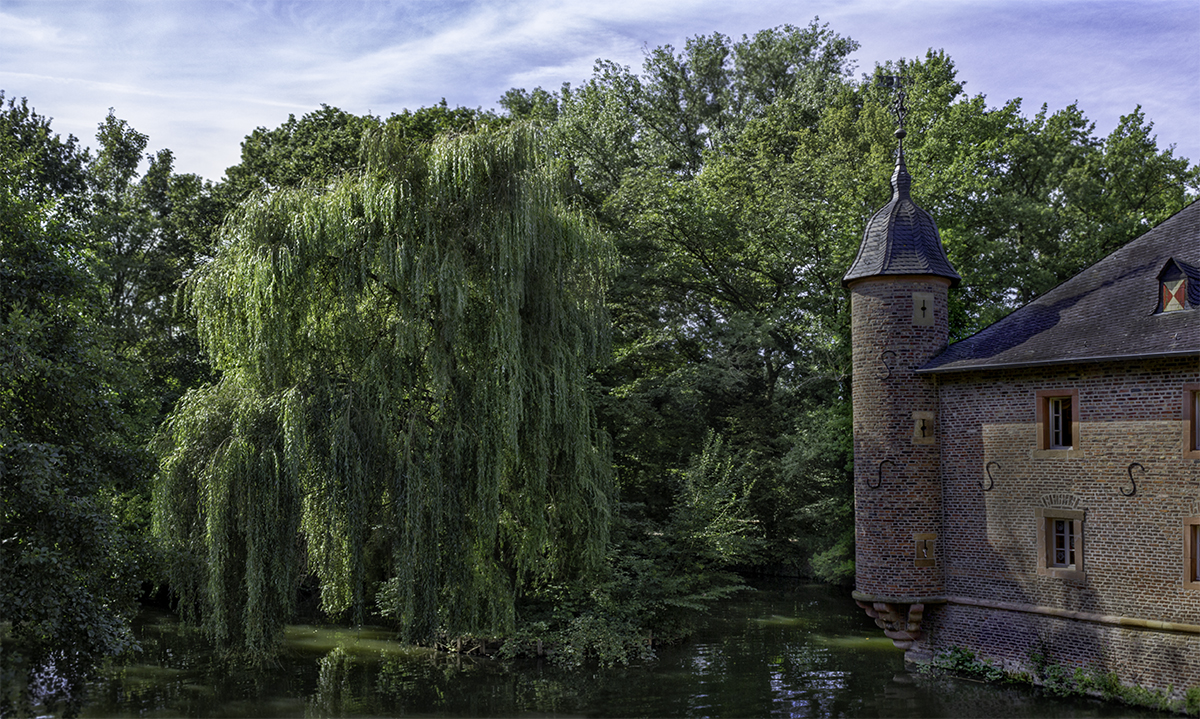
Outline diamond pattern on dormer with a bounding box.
[1163,278,1186,312]
[1157,258,1199,313]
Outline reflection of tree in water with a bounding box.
[306,646,609,717]
[75,583,1163,717]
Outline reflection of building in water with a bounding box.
[844,119,1200,698]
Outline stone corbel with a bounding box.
[855,600,926,650]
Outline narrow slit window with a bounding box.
[1050,397,1072,449]
[1193,524,1199,583]
[1185,385,1200,460]
[1186,517,1200,590]
[1194,391,1199,452]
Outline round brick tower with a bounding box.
[843,128,960,653]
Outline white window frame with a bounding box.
[1050,396,1073,449]
[1034,389,1082,459]
[1036,508,1085,582]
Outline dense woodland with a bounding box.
[3,20,1199,709]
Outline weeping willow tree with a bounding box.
[153,124,613,658]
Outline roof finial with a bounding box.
[877,66,909,163]
[877,66,911,199]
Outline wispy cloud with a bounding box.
[2,0,1196,180]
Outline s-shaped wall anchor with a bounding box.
[1122,462,1143,497]
[869,459,895,490]
[982,461,999,491]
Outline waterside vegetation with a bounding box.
[3,17,1199,716]
[924,645,1200,716]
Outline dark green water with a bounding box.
[77,581,1156,717]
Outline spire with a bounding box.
[842,74,960,288]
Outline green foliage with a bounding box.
[1034,656,1075,697]
[499,433,761,668]
[1026,649,1185,711]
[546,34,1198,580]
[929,646,1189,713]
[221,104,381,203]
[1116,682,1175,713]
[154,123,614,658]
[87,111,221,416]
[671,433,763,565]
[928,646,1007,683]
[0,92,89,216]
[221,102,506,207]
[380,100,507,154]
[1080,667,1123,702]
[499,87,562,123]
[1,96,149,713]
[551,22,862,574]
[807,530,854,585]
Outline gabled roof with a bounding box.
[920,200,1200,374]
[842,156,961,288]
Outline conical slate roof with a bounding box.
[842,154,961,288]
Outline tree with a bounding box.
[82,112,224,422]
[1,96,146,715]
[499,86,562,123]
[220,101,505,207]
[542,22,861,574]
[542,36,1199,581]
[220,104,381,203]
[153,124,614,658]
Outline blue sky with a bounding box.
[2,0,1197,182]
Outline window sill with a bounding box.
[1039,567,1086,583]
[1032,448,1084,460]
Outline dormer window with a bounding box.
[1158,258,1198,313]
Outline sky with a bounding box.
[2,0,1198,183]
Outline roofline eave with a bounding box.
[917,348,1200,375]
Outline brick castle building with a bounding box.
[844,128,1200,696]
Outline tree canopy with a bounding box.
[3,16,1199,689]
[538,36,1199,582]
[0,94,148,714]
[153,123,614,657]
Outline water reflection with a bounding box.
[79,580,1158,717]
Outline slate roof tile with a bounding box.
[842,157,961,288]
[920,200,1200,373]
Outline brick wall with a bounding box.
[850,275,951,600]
[924,603,1200,692]
[920,355,1200,693]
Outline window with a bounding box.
[1050,396,1072,448]
[1037,508,1085,581]
[1194,524,1200,585]
[1186,517,1200,590]
[1186,385,1200,460]
[1187,518,1200,589]
[1035,389,1082,458]
[1050,518,1076,568]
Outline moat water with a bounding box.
[75,580,1157,717]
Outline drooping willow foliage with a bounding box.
[153,124,613,657]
